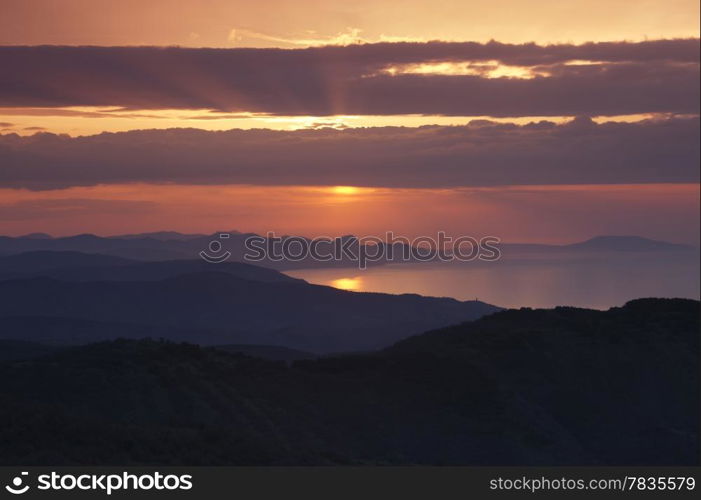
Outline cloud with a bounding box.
[0,40,697,116]
[0,106,205,120]
[0,117,697,190]
[227,27,365,47]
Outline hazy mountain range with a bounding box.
[0,251,498,352]
[0,233,694,351]
[0,232,694,269]
[0,251,303,283]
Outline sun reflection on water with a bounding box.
[330,277,364,291]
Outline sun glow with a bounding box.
[332,186,361,195]
[0,106,673,136]
[330,277,363,291]
[379,61,544,79]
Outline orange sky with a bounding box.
[0,108,667,137]
[0,0,698,243]
[1,0,698,47]
[1,183,698,244]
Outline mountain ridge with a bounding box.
[0,234,694,268]
[0,270,499,352]
[0,298,695,465]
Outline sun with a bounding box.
[332,186,361,195]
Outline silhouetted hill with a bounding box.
[388,297,699,354]
[0,252,304,283]
[18,232,52,239]
[564,235,694,252]
[110,231,207,241]
[213,344,317,362]
[0,316,242,346]
[499,236,695,255]
[0,321,313,361]
[0,233,694,268]
[0,298,695,465]
[0,233,432,268]
[0,233,197,260]
[0,339,60,361]
[0,272,498,352]
[386,298,699,463]
[0,250,134,274]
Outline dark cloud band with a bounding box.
[0,40,698,115]
[0,117,697,190]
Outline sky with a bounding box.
[1,0,698,47]
[0,0,699,243]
